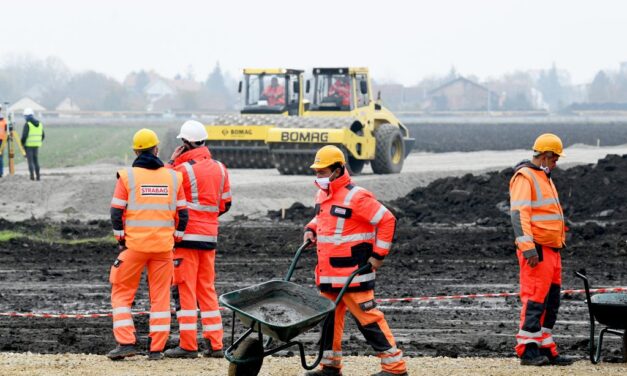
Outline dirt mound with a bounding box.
[267,154,627,225]
[389,154,627,225]
[267,202,315,223]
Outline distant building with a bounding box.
[423,77,500,111]
[56,97,81,112]
[144,79,176,101]
[8,97,46,114]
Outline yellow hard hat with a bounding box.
[533,133,565,157]
[310,145,345,169]
[132,128,160,150]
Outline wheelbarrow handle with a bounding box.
[284,240,312,282]
[334,262,373,305]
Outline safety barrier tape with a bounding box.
[0,287,625,319]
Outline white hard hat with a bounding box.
[23,108,34,116]
[176,120,208,142]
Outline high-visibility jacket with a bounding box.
[169,147,231,250]
[25,121,44,147]
[0,119,6,141]
[509,161,565,258]
[329,81,351,106]
[263,85,285,106]
[306,172,396,292]
[111,166,186,252]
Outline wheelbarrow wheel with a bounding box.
[228,337,264,376]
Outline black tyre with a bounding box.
[343,146,365,175]
[228,337,264,376]
[371,124,405,174]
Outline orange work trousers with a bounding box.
[515,245,562,357]
[320,290,406,374]
[172,248,223,351]
[110,249,173,352]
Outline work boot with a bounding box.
[202,348,224,358]
[539,349,573,366]
[147,351,164,360]
[371,372,409,376]
[107,344,138,360]
[303,367,342,376]
[202,340,224,358]
[164,346,198,359]
[520,343,549,366]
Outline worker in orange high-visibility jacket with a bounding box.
[163,120,232,359]
[262,76,285,106]
[0,112,6,178]
[107,128,189,361]
[302,145,407,376]
[509,133,573,367]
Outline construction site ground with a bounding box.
[1,144,627,375]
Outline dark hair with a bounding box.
[183,139,206,149]
[329,162,345,176]
[138,146,157,154]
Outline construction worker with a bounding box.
[107,128,189,361]
[20,108,44,181]
[303,145,407,376]
[329,76,351,107]
[262,76,285,106]
[509,133,573,366]
[163,120,232,359]
[0,112,6,177]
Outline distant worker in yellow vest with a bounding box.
[20,108,44,181]
[0,111,6,178]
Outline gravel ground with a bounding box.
[0,353,625,376]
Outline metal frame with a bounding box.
[224,240,372,371]
[575,270,627,364]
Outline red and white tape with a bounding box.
[1,287,625,319]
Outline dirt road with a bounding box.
[1,144,626,222]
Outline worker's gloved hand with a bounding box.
[303,230,316,247]
[527,255,539,268]
[368,257,383,271]
[116,240,127,253]
[174,231,184,244]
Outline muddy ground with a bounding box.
[0,152,626,366]
[0,217,625,359]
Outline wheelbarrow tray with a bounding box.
[220,280,335,342]
[590,293,627,329]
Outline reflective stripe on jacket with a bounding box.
[509,163,565,256]
[306,171,395,292]
[111,166,185,252]
[170,147,231,250]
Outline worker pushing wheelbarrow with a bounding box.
[221,145,408,376]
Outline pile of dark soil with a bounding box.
[267,154,627,225]
[267,202,315,222]
[390,154,627,224]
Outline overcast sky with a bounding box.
[1,0,625,85]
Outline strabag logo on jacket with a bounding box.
[140,185,169,196]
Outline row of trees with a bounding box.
[1,55,627,112]
[0,55,236,111]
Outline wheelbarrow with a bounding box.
[575,269,627,363]
[220,240,372,376]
